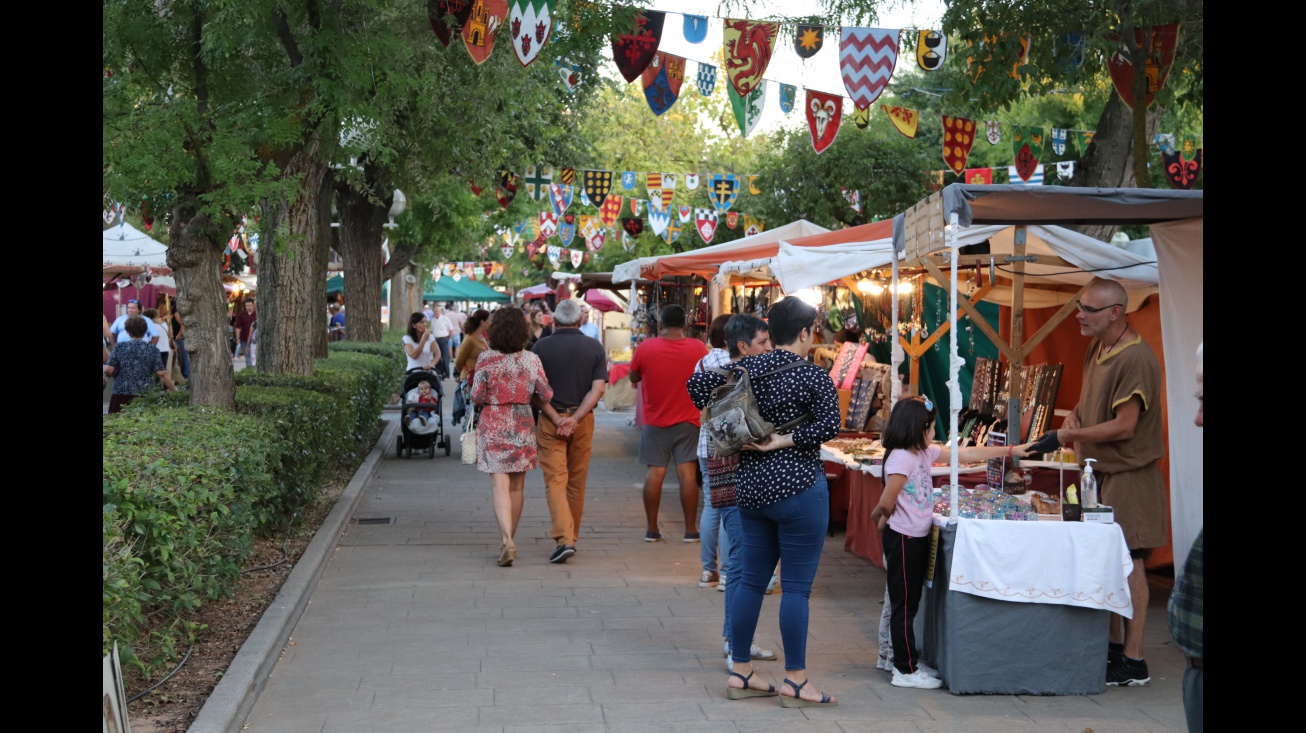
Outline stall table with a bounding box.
[924,515,1132,695]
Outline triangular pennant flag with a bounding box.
[547,245,560,267]
[881,104,919,138]
[728,79,766,138]
[1052,128,1069,156]
[744,216,763,237]
[461,0,509,65]
[578,188,592,207]
[779,83,796,114]
[696,62,717,96]
[677,205,692,223]
[495,170,518,209]
[685,173,700,190]
[598,194,623,228]
[611,7,666,83]
[941,116,977,175]
[854,105,871,129]
[621,217,644,237]
[1054,33,1086,71]
[524,165,552,200]
[621,229,637,252]
[1007,164,1044,186]
[842,187,861,213]
[725,211,739,229]
[524,216,541,241]
[694,208,718,243]
[1055,161,1076,181]
[648,207,671,236]
[1153,132,1177,153]
[682,14,707,44]
[795,24,824,58]
[1077,130,1095,151]
[723,19,779,98]
[501,243,515,259]
[1107,24,1179,109]
[642,52,686,115]
[645,172,662,209]
[428,0,475,48]
[964,167,993,185]
[1162,148,1201,189]
[556,212,576,245]
[557,167,575,185]
[986,120,1002,145]
[840,28,898,109]
[621,171,637,190]
[806,90,844,154]
[709,174,739,214]
[538,211,558,238]
[1011,126,1044,182]
[966,34,1031,81]
[915,30,946,71]
[508,0,555,68]
[548,183,573,216]
[661,219,682,245]
[555,57,582,92]
[570,248,584,267]
[583,169,614,209]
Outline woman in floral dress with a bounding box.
[471,306,565,567]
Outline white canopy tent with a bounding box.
[611,219,830,284]
[104,220,170,272]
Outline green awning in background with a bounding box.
[422,277,509,303]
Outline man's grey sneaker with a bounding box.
[1106,656,1151,687]
[698,570,719,588]
[548,545,576,564]
[724,641,776,660]
[717,572,727,591]
[891,668,943,689]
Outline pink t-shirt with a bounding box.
[882,444,940,538]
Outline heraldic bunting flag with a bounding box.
[598,193,623,229]
[695,209,718,244]
[682,14,708,44]
[1107,24,1179,110]
[508,0,554,68]
[709,174,739,214]
[729,80,767,138]
[840,28,898,109]
[779,83,796,114]
[916,30,946,71]
[461,0,509,65]
[642,52,686,116]
[723,19,779,98]
[696,63,717,96]
[611,8,666,83]
[806,90,843,154]
[941,116,976,174]
[1011,126,1044,183]
[583,170,613,209]
[881,104,918,138]
[428,0,474,48]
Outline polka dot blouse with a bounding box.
[686,349,841,509]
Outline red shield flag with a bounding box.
[941,116,977,175]
[538,211,558,238]
[1108,24,1179,109]
[641,52,687,116]
[723,19,780,98]
[611,8,666,83]
[964,167,993,185]
[726,211,739,229]
[1011,126,1044,183]
[694,208,718,244]
[598,194,623,229]
[462,0,509,65]
[428,0,474,48]
[805,90,843,154]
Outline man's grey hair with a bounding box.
[554,299,583,327]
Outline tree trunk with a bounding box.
[336,167,391,342]
[261,137,330,375]
[254,198,284,373]
[1070,92,1163,243]
[166,211,236,409]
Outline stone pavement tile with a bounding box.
[480,654,595,672]
[477,703,606,727]
[587,682,713,704]
[502,605,581,619]
[372,686,495,708]
[712,720,865,733]
[319,705,479,733]
[504,725,610,733]
[610,669,703,686]
[566,628,654,643]
[358,671,479,692]
[697,699,799,722]
[605,723,745,733]
[259,670,364,695]
[480,639,594,656]
[492,685,593,705]
[478,593,571,607]
[589,653,708,670]
[601,701,710,722]
[477,670,616,689]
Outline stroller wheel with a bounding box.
[428,445,435,458]
[444,437,451,456]
[396,434,403,457]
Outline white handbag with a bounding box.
[460,403,477,465]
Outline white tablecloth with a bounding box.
[937,516,1134,617]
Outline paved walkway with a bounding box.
[220,401,1189,733]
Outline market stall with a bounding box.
[104,220,175,321]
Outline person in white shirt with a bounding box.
[446,303,468,352]
[429,306,455,379]
[578,304,602,342]
[402,312,436,372]
[109,299,163,347]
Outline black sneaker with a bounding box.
[548,545,576,564]
[1108,641,1125,667]
[1106,656,1151,687]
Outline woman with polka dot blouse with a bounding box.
[686,296,842,707]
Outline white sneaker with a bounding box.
[717,572,726,591]
[891,668,943,689]
[724,641,776,660]
[917,662,939,679]
[726,656,734,672]
[876,655,893,672]
[764,574,778,595]
[698,570,719,588]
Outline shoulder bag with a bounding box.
[700,359,811,457]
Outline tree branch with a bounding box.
[381,242,418,282]
[274,10,304,67]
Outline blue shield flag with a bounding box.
[621,171,637,190]
[1051,128,1068,156]
[696,63,717,96]
[549,183,573,216]
[779,83,796,114]
[709,174,739,213]
[556,213,577,246]
[682,15,708,44]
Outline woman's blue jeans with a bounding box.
[698,458,723,575]
[730,474,829,671]
[175,336,190,379]
[719,505,741,639]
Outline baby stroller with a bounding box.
[396,368,450,458]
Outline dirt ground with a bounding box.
[124,475,349,733]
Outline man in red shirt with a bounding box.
[232,298,257,366]
[629,304,708,542]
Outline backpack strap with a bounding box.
[744,358,813,433]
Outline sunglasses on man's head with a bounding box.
[127,299,140,305]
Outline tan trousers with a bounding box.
[536,412,595,546]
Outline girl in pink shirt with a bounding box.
[871,396,1032,689]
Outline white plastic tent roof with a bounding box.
[611,219,829,283]
[104,220,168,268]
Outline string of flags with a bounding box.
[427,4,1201,185]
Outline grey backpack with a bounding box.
[700,360,810,457]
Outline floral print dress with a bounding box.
[470,349,553,474]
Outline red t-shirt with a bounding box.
[630,336,708,428]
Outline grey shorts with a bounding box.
[640,423,700,467]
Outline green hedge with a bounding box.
[104,349,394,673]
[329,339,405,375]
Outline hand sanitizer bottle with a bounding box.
[1081,458,1098,509]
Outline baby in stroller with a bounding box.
[405,380,439,429]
